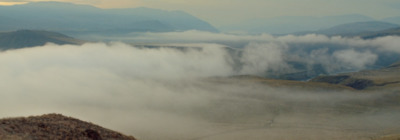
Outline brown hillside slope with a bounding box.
[375,134,400,140]
[0,114,136,140]
[311,61,400,90]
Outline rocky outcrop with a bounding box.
[0,114,136,140]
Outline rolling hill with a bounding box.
[192,63,400,140]
[0,2,218,35]
[221,59,400,91]
[310,61,400,90]
[0,30,84,50]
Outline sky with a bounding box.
[1,0,400,30]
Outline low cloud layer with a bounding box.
[333,49,378,69]
[0,43,234,79]
[1,33,400,139]
[99,30,400,53]
[95,31,400,76]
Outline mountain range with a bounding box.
[220,14,375,34]
[0,2,218,35]
[295,21,399,36]
[383,16,400,25]
[3,2,400,37]
[307,21,400,39]
[359,27,400,39]
[220,14,400,35]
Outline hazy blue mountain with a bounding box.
[383,16,400,25]
[295,21,399,36]
[0,2,218,35]
[220,14,374,34]
[0,30,84,50]
[359,27,400,39]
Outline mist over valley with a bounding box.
[1,1,400,140]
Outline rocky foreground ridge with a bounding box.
[0,114,136,140]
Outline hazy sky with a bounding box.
[2,0,400,28]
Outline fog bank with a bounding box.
[80,31,400,78]
[1,41,400,139]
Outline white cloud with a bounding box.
[334,49,378,69]
[0,42,235,79]
[240,42,288,75]
[94,31,400,74]
[103,31,400,53]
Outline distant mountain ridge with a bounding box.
[359,27,400,39]
[0,2,218,35]
[220,14,375,34]
[383,16,400,25]
[295,21,400,36]
[0,30,84,50]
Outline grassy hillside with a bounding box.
[184,73,400,140]
[311,61,400,90]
